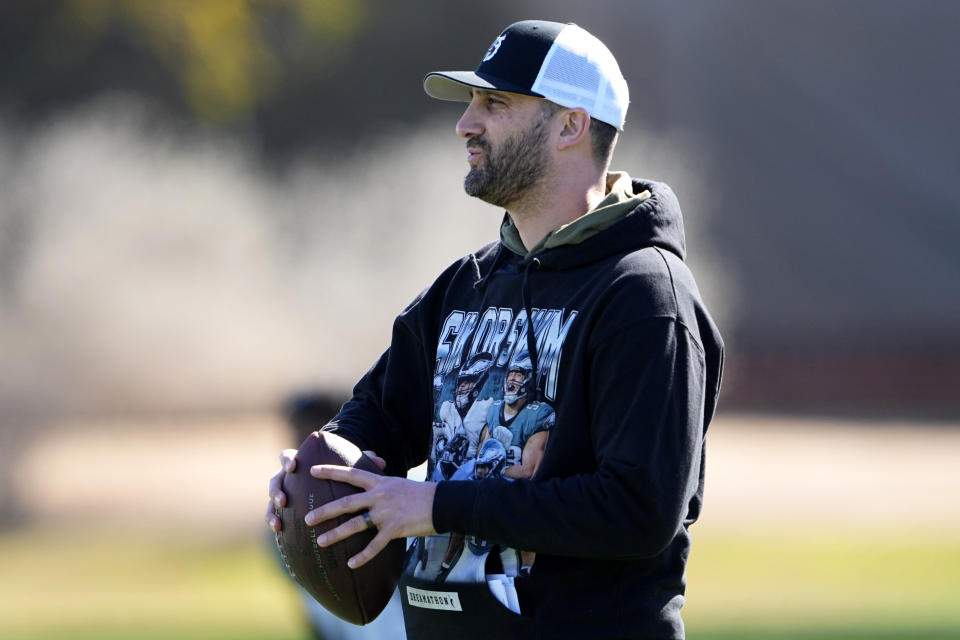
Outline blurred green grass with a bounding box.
[685,526,960,639]
[0,527,306,640]
[1,526,958,639]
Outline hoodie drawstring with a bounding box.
[474,244,507,290]
[521,257,542,402]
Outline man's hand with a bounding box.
[265,449,298,533]
[305,465,437,569]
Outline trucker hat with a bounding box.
[424,20,629,130]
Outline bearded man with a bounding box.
[268,20,723,640]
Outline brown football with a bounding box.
[274,430,406,625]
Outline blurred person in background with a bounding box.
[268,20,722,640]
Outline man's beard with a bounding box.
[463,115,551,208]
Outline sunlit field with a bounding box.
[2,526,957,640]
[2,413,958,640]
[0,529,304,640]
[685,528,960,639]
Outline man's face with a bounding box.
[503,370,527,407]
[455,377,476,411]
[456,90,555,208]
[456,379,475,397]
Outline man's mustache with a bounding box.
[467,136,490,152]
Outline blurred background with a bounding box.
[1,1,958,639]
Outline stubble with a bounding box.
[463,114,552,209]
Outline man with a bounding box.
[267,20,723,640]
[431,351,495,481]
[479,351,554,480]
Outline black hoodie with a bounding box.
[326,177,724,639]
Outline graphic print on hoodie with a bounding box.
[411,305,577,582]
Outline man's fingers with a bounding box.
[300,476,435,570]
[266,448,298,533]
[315,513,373,548]
[280,448,297,473]
[268,469,287,508]
[362,450,387,471]
[347,531,392,569]
[313,513,390,569]
[269,448,298,508]
[305,490,370,527]
[310,464,379,489]
[302,466,383,529]
[264,502,281,532]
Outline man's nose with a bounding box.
[456,102,483,139]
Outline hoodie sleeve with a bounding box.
[433,314,708,559]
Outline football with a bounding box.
[274,430,406,625]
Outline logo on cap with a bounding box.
[482,34,506,62]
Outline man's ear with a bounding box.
[556,108,591,151]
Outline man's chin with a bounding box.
[463,174,489,200]
[464,188,502,208]
[464,172,514,208]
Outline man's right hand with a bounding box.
[265,449,298,533]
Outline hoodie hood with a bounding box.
[495,173,687,274]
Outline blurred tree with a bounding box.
[0,0,510,157]
[0,0,368,124]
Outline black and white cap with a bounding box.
[424,20,629,130]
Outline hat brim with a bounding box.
[424,71,543,102]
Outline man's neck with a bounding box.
[507,171,608,252]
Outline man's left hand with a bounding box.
[304,464,437,569]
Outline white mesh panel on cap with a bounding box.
[530,24,629,129]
